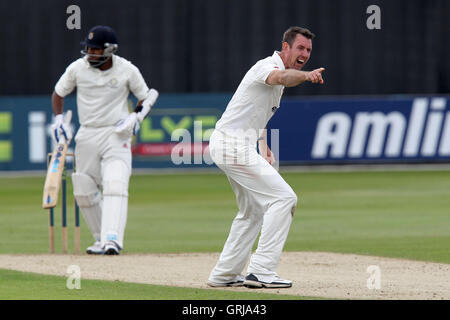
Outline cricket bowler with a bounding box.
[207,26,325,288]
[50,25,158,255]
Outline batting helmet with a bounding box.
[80,26,119,67]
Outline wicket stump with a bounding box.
[46,152,80,254]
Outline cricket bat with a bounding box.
[42,110,72,209]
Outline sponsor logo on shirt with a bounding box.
[108,78,119,88]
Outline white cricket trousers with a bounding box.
[208,130,297,283]
[74,125,132,249]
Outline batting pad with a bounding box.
[72,172,101,207]
[101,160,130,249]
[72,172,102,241]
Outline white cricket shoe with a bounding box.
[104,241,120,255]
[86,241,105,255]
[207,274,245,287]
[243,273,292,288]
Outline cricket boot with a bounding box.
[86,240,105,255]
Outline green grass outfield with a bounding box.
[0,169,449,299]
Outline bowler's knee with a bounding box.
[283,189,297,204]
[283,190,298,217]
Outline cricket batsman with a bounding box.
[207,26,325,288]
[50,25,159,255]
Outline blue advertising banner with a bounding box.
[0,94,449,171]
[0,96,61,171]
[132,94,226,168]
[0,94,228,171]
[269,96,450,164]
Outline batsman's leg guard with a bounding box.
[72,172,102,241]
[101,159,130,250]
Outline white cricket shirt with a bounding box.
[215,51,285,142]
[55,55,149,127]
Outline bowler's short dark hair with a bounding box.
[282,26,315,46]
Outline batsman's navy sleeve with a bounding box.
[128,64,150,101]
[54,59,80,97]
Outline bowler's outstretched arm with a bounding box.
[266,67,325,87]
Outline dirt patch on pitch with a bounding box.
[0,251,449,299]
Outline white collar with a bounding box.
[272,51,286,70]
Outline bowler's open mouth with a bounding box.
[297,59,305,65]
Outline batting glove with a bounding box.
[51,113,73,144]
[115,112,139,136]
[115,88,159,136]
[137,89,159,122]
